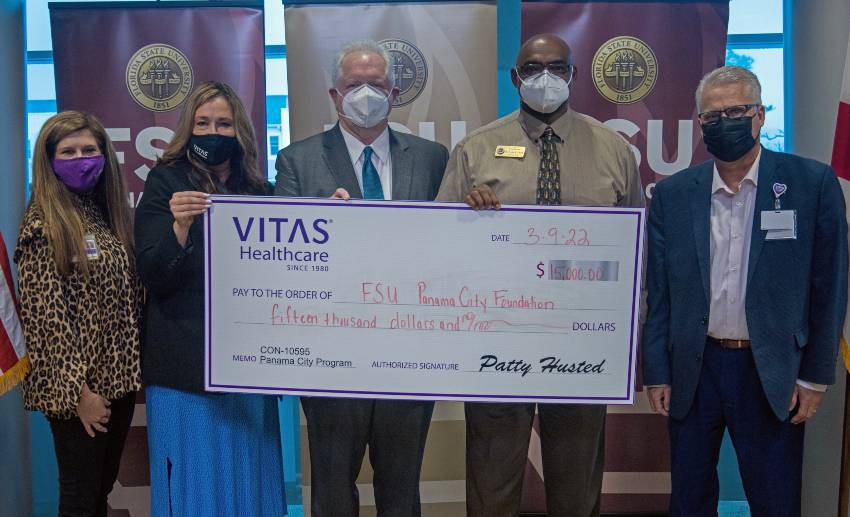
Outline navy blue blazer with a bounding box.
[642,148,848,420]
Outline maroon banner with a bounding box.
[523,0,729,199]
[521,1,729,513]
[50,2,267,210]
[49,4,266,515]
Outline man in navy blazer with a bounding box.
[642,66,848,516]
[275,40,447,517]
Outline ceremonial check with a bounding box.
[205,197,645,404]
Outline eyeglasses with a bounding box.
[516,61,574,80]
[698,104,760,125]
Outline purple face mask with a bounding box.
[51,155,105,194]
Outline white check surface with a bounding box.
[204,197,644,404]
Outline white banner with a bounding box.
[283,1,497,151]
[204,197,645,404]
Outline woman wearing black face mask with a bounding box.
[134,82,285,516]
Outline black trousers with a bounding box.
[465,402,606,517]
[301,396,434,517]
[47,392,136,517]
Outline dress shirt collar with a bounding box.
[517,105,575,143]
[340,124,391,166]
[711,146,762,195]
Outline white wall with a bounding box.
[790,1,850,515]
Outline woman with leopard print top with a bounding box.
[14,111,142,517]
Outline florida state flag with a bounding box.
[833,33,850,374]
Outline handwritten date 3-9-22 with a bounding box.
[479,354,606,377]
[525,227,591,246]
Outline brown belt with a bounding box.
[708,336,751,349]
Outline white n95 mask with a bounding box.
[338,84,391,128]
[518,70,571,114]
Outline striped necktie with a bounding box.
[362,146,384,199]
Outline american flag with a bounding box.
[0,232,28,395]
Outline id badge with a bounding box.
[760,210,797,240]
[494,145,526,158]
[84,234,100,260]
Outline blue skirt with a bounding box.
[146,385,287,517]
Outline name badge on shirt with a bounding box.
[495,146,526,159]
[84,234,100,260]
[760,210,797,240]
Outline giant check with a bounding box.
[205,197,645,404]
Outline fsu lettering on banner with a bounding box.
[50,1,267,210]
[521,0,730,513]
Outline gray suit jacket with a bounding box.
[274,124,448,200]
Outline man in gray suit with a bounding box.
[274,40,448,517]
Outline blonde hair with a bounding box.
[158,81,265,194]
[28,111,133,278]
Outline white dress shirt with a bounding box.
[707,151,760,340]
[340,124,393,200]
[707,148,824,392]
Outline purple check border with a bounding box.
[205,196,645,404]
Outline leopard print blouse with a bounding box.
[14,197,142,419]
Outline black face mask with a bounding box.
[189,134,238,166]
[701,116,758,162]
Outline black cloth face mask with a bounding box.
[701,116,758,162]
[189,134,238,166]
